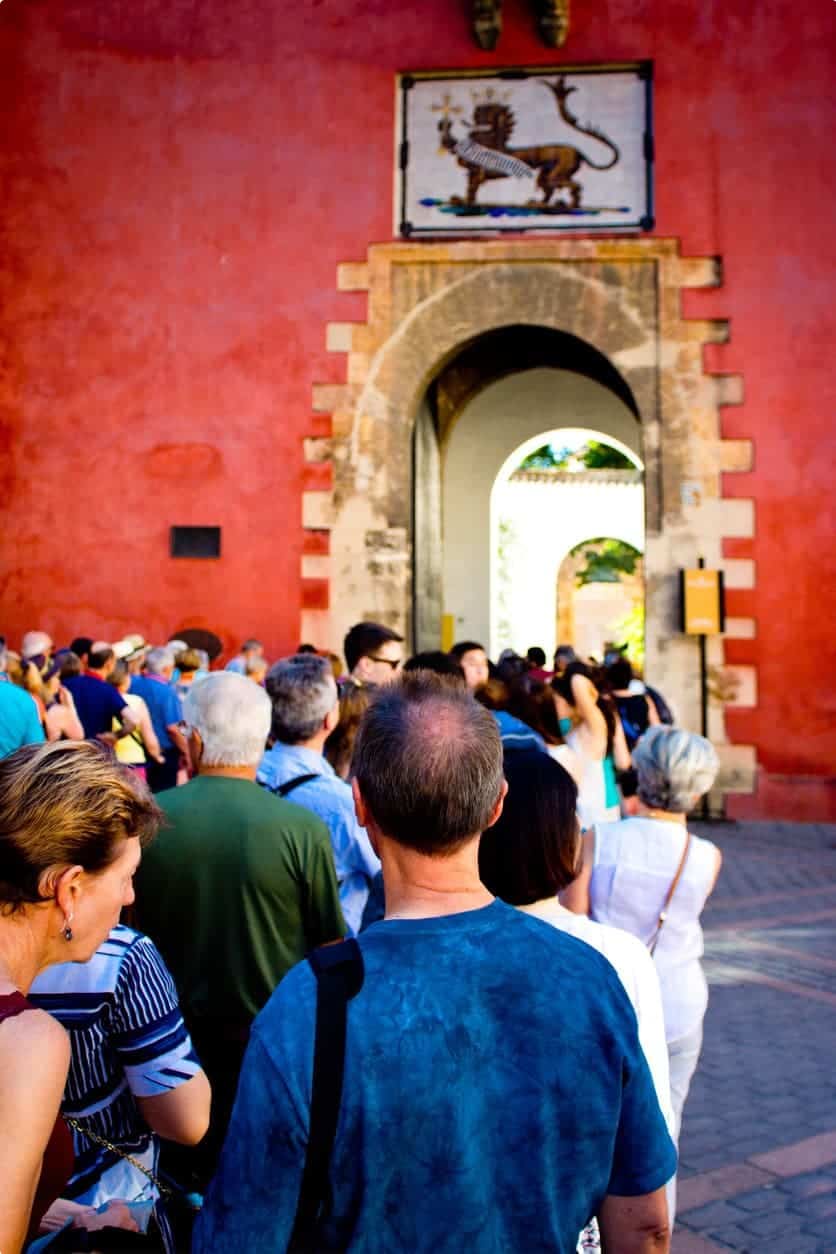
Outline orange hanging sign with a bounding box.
[681,568,725,635]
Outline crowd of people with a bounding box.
[0,619,722,1253]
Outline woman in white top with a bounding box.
[552,663,631,826]
[563,725,722,1221]
[479,749,674,1251]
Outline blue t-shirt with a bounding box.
[195,900,676,1253]
[0,681,45,757]
[129,674,183,750]
[62,674,126,739]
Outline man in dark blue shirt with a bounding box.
[130,646,187,792]
[196,673,675,1254]
[63,642,137,744]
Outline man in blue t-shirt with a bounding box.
[196,673,676,1253]
[62,642,138,744]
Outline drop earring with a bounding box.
[63,913,74,942]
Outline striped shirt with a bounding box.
[29,925,201,1209]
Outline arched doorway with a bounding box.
[427,356,643,656]
[311,240,757,799]
[412,326,643,655]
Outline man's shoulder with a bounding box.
[0,681,36,710]
[160,776,331,838]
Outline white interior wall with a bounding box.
[493,476,644,657]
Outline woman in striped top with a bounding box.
[31,924,211,1250]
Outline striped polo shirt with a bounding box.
[30,924,201,1210]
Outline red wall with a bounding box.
[1,0,834,815]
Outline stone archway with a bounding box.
[305,239,757,797]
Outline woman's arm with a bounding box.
[0,1010,70,1254]
[137,1071,211,1145]
[646,694,661,726]
[113,937,211,1147]
[570,674,609,759]
[560,829,595,916]
[45,690,84,743]
[611,714,632,772]
[135,698,163,762]
[706,845,723,898]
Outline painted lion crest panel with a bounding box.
[398,65,653,235]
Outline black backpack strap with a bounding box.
[275,773,320,798]
[289,938,365,1253]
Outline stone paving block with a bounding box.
[801,1215,836,1239]
[751,1131,836,1177]
[789,1189,836,1220]
[778,1169,836,1197]
[729,1186,787,1213]
[758,1232,830,1254]
[681,1201,749,1230]
[678,1164,776,1213]
[738,1207,802,1236]
[672,1231,734,1253]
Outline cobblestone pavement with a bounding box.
[673,821,836,1253]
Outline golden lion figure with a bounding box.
[438,77,619,210]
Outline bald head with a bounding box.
[352,671,503,855]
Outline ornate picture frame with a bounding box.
[397,63,653,237]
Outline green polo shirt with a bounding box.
[134,775,346,1022]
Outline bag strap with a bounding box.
[289,938,365,1253]
[647,832,692,956]
[275,773,320,798]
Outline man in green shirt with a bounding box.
[134,671,345,1184]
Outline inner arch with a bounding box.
[437,367,643,656]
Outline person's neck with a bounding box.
[0,916,49,995]
[378,834,494,921]
[291,733,328,756]
[198,764,258,781]
[526,895,571,917]
[637,800,687,825]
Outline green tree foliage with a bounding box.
[571,538,641,587]
[579,440,635,470]
[517,440,635,473]
[517,443,563,470]
[611,602,645,669]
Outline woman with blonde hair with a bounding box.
[109,659,164,781]
[39,656,85,743]
[0,740,161,1252]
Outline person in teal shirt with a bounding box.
[195,674,675,1254]
[0,670,45,758]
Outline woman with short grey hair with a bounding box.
[563,725,722,1224]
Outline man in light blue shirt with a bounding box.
[258,654,379,934]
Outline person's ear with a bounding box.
[351,776,368,828]
[354,656,372,682]
[41,864,84,932]
[188,727,203,774]
[482,778,509,831]
[324,703,340,735]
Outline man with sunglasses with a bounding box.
[343,621,404,686]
